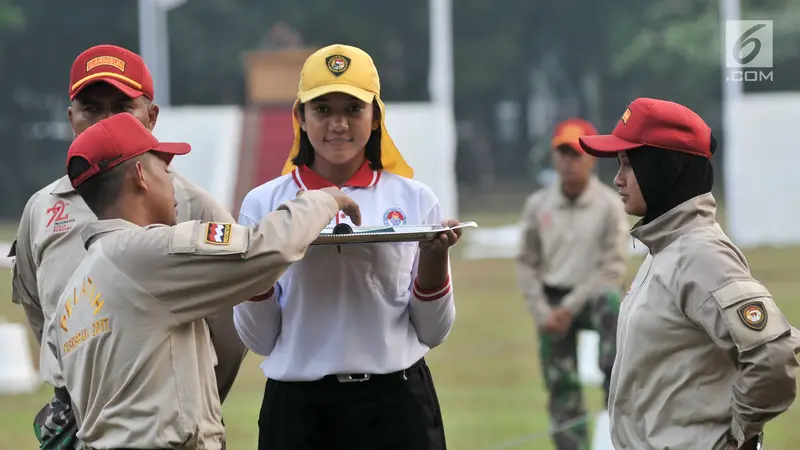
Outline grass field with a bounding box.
[1,217,800,449]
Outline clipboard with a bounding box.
[311,221,479,245]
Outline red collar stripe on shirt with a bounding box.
[291,170,309,191]
[292,162,381,191]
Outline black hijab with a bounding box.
[627,134,717,224]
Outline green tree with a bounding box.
[0,0,23,31]
[609,1,800,104]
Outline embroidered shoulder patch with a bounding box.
[737,301,767,331]
[205,222,232,245]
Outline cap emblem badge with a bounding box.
[86,56,126,73]
[621,108,632,124]
[325,55,351,77]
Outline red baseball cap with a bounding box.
[67,113,190,188]
[69,45,155,100]
[579,98,712,159]
[551,118,598,153]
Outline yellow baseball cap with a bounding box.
[281,44,414,179]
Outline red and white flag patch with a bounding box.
[205,222,232,245]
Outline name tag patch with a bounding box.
[205,222,232,245]
[737,301,768,331]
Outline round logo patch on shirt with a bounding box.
[383,207,406,226]
[737,301,767,331]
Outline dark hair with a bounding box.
[67,155,141,217]
[291,100,383,169]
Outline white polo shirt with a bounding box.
[234,162,456,381]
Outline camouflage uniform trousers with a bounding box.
[33,389,84,450]
[538,286,620,450]
[32,390,228,450]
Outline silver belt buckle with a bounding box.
[336,373,371,383]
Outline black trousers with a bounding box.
[258,358,447,450]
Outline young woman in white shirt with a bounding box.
[235,44,461,450]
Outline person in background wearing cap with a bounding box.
[9,45,247,449]
[43,112,361,450]
[579,97,800,450]
[234,44,459,450]
[516,118,629,450]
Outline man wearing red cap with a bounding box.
[9,45,247,449]
[580,98,800,450]
[516,118,629,450]
[42,112,359,449]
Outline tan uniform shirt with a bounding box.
[43,190,339,449]
[516,176,629,326]
[609,193,800,449]
[10,172,247,401]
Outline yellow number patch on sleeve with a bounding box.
[204,222,232,245]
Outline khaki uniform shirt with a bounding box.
[516,176,629,326]
[10,172,247,401]
[43,190,339,449]
[609,193,800,449]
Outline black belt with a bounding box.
[543,284,572,298]
[735,433,764,450]
[277,358,426,384]
[54,386,71,403]
[543,285,573,305]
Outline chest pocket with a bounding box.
[295,239,417,304]
[368,242,418,300]
[337,242,416,300]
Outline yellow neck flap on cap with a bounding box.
[281,44,414,179]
